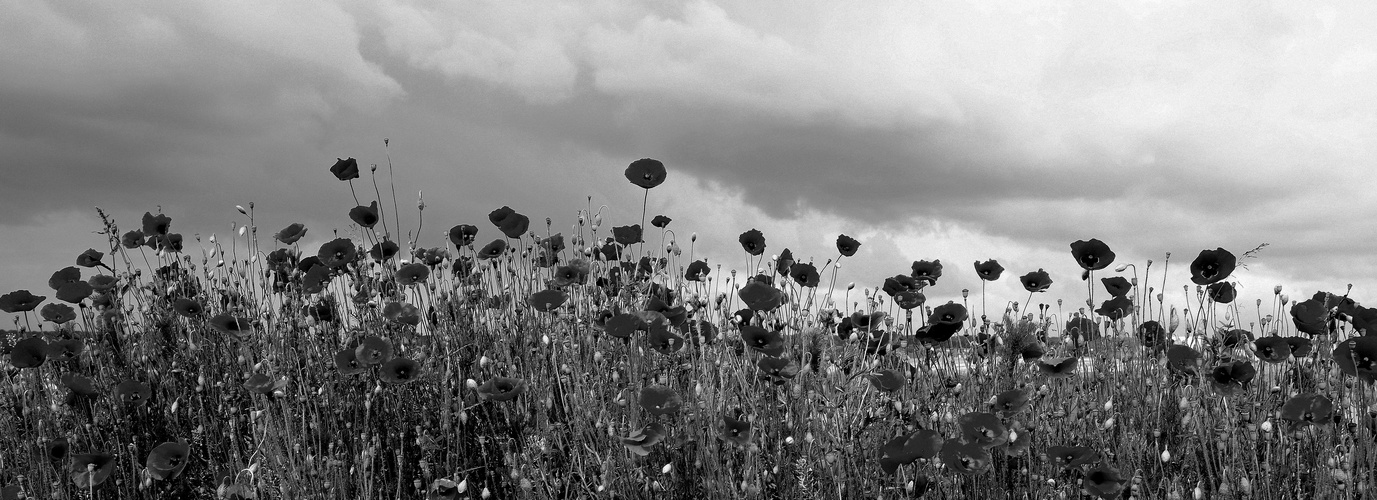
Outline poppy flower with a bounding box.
[738,229,766,256]
[1166,345,1201,377]
[910,260,943,285]
[757,356,799,384]
[1003,424,1032,456]
[145,441,190,481]
[488,206,530,239]
[274,223,307,245]
[895,290,926,310]
[773,249,795,277]
[1135,321,1167,350]
[1082,465,1127,499]
[395,263,430,287]
[1189,248,1236,285]
[622,422,666,456]
[70,453,115,488]
[171,298,202,318]
[1333,336,1377,383]
[76,248,105,268]
[738,281,785,312]
[445,257,474,280]
[721,414,753,446]
[1253,336,1292,363]
[116,380,152,405]
[1046,445,1101,469]
[959,412,1008,448]
[317,238,357,269]
[625,158,667,189]
[684,260,711,282]
[651,215,672,228]
[940,441,991,474]
[1217,329,1253,349]
[476,239,507,260]
[970,260,1004,281]
[349,201,380,229]
[1070,239,1115,271]
[1020,269,1053,292]
[1021,342,1046,360]
[866,369,905,392]
[142,212,172,235]
[1094,296,1134,321]
[446,224,478,247]
[639,386,682,416]
[879,430,943,475]
[648,324,686,355]
[55,281,92,304]
[1209,360,1256,395]
[244,374,285,395]
[525,289,567,313]
[1280,393,1334,431]
[61,373,99,396]
[607,224,641,246]
[121,230,144,249]
[0,289,46,313]
[41,303,76,324]
[330,157,360,181]
[334,348,366,375]
[369,240,400,261]
[1285,337,1313,358]
[598,239,621,261]
[299,265,332,294]
[46,438,70,462]
[354,335,393,365]
[740,325,785,356]
[48,266,82,291]
[478,376,526,402]
[155,233,184,252]
[427,478,460,500]
[1038,356,1078,378]
[87,274,117,293]
[1064,316,1100,345]
[602,313,646,339]
[993,388,1030,415]
[1207,281,1237,303]
[1100,277,1131,298]
[293,254,319,274]
[834,234,861,257]
[881,275,919,297]
[1291,299,1328,336]
[380,357,421,385]
[209,314,251,338]
[788,263,820,287]
[917,303,966,343]
[49,338,85,361]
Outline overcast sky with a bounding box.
[3,1,1374,330]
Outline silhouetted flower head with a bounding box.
[55,281,92,304]
[209,314,251,338]
[49,338,85,361]
[76,248,104,268]
[369,240,400,261]
[895,290,926,310]
[648,324,686,355]
[1286,337,1313,358]
[741,325,785,356]
[1253,336,1292,363]
[0,289,45,313]
[275,223,307,245]
[488,206,530,239]
[1021,269,1053,292]
[330,157,360,181]
[46,438,69,462]
[757,356,799,384]
[651,214,672,228]
[1291,298,1329,336]
[1137,321,1167,350]
[70,453,115,488]
[974,260,1004,281]
[395,263,430,286]
[721,414,753,446]
[1207,281,1237,303]
[121,230,145,249]
[1100,276,1131,298]
[1082,465,1127,499]
[866,369,905,392]
[789,262,820,287]
[449,224,479,246]
[623,422,666,456]
[1070,239,1115,271]
[477,239,507,260]
[87,274,117,293]
[1038,356,1078,378]
[41,303,76,324]
[1189,248,1236,285]
[685,260,710,282]
[335,348,366,375]
[639,385,682,416]
[993,388,1030,415]
[318,238,357,269]
[1333,336,1377,383]
[142,212,172,236]
[960,412,1008,448]
[146,441,190,481]
[349,201,380,228]
[1209,360,1256,395]
[612,224,643,245]
[173,298,203,317]
[878,430,943,475]
[1217,328,1254,349]
[478,376,525,402]
[910,259,943,285]
[940,441,991,474]
[117,380,152,405]
[1166,345,1201,377]
[738,229,766,256]
[1094,296,1134,321]
[625,158,667,189]
[836,234,861,257]
[48,266,81,291]
[1065,316,1100,345]
[883,275,921,297]
[1280,393,1333,431]
[604,313,648,339]
[380,357,421,385]
[738,281,785,312]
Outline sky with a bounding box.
[2,0,1374,332]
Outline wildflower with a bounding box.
[1333,336,1377,383]
[396,263,430,286]
[449,224,479,246]
[49,338,85,361]
[1047,445,1102,469]
[1285,337,1313,358]
[895,290,926,310]
[993,388,1030,415]
[121,230,145,249]
[1290,298,1328,336]
[940,441,991,474]
[974,260,1004,281]
[76,248,105,268]
[87,274,117,293]
[738,281,785,312]
[145,441,190,480]
[866,369,905,392]
[243,374,285,395]
[883,274,921,296]
[48,266,82,291]
[355,336,394,365]
[142,212,172,235]
[1070,239,1115,271]
[1065,316,1100,346]
[0,290,46,313]
[380,357,421,385]
[209,314,251,338]
[55,281,92,304]
[1253,336,1292,363]
[1166,345,1201,377]
[1279,393,1333,431]
[476,239,507,260]
[1217,329,1253,349]
[910,259,943,285]
[624,158,667,189]
[1094,296,1134,321]
[1209,360,1257,395]
[488,206,530,239]
[173,298,203,317]
[774,249,795,276]
[623,422,666,456]
[684,260,710,282]
[1082,465,1127,498]
[1020,269,1053,292]
[1038,356,1078,378]
[330,157,360,181]
[651,215,672,228]
[788,262,820,287]
[41,303,77,324]
[836,234,861,257]
[1189,248,1236,285]
[1137,321,1167,350]
[348,201,380,228]
[369,240,400,261]
[70,453,116,488]
[116,380,152,405]
[477,376,525,402]
[879,430,943,475]
[1101,277,1131,297]
[1207,281,1237,303]
[639,386,682,416]
[721,414,753,446]
[740,325,785,357]
[317,238,357,268]
[452,255,476,277]
[647,323,686,355]
[335,348,366,375]
[46,438,70,462]
[738,229,766,256]
[61,373,99,396]
[274,223,307,244]
[959,412,1008,448]
[757,356,800,384]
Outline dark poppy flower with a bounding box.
[683,260,711,282]
[299,265,332,294]
[142,212,172,236]
[895,290,926,310]
[788,262,820,287]
[1094,296,1134,321]
[1038,356,1077,378]
[1253,336,1292,363]
[0,290,46,313]
[849,311,885,333]
[738,229,766,256]
[330,157,360,181]
[41,303,76,324]
[169,298,201,318]
[625,158,667,189]
[916,302,966,343]
[733,308,755,326]
[76,248,105,268]
[773,249,795,277]
[834,234,861,257]
[145,441,190,481]
[1209,360,1256,395]
[1020,269,1053,292]
[1100,277,1131,298]
[447,224,479,247]
[650,215,672,228]
[882,275,920,297]
[60,373,99,396]
[428,478,460,500]
[209,314,251,338]
[293,255,320,274]
[156,233,184,252]
[70,453,115,488]
[604,313,648,339]
[476,239,507,260]
[368,240,400,261]
[1021,342,1046,360]
[1135,321,1167,350]
[910,260,943,285]
[47,438,69,462]
[676,319,716,346]
[738,281,785,312]
[116,380,152,405]
[1217,328,1253,349]
[524,289,565,313]
[609,224,641,246]
[1166,345,1201,377]
[317,238,357,269]
[274,223,307,245]
[121,230,144,249]
[243,374,284,395]
[721,414,753,446]
[87,274,117,293]
[1046,445,1101,470]
[1064,316,1099,346]
[1280,393,1334,431]
[757,356,799,384]
[447,256,475,279]
[598,239,621,261]
[972,259,1004,281]
[1070,239,1115,271]
[331,347,365,375]
[348,201,380,228]
[488,206,530,239]
[993,389,1030,415]
[354,335,393,365]
[49,338,85,361]
[648,324,686,355]
[54,281,92,304]
[959,412,1008,448]
[940,441,991,474]
[623,422,666,456]
[1291,299,1328,336]
[394,263,429,287]
[639,386,681,416]
[866,369,905,392]
[740,325,785,356]
[48,267,81,291]
[879,430,943,475]
[1082,465,1127,499]
[9,337,47,369]
[1189,248,1236,285]
[1333,336,1377,383]
[1285,337,1313,358]
[380,357,421,384]
[1207,281,1237,303]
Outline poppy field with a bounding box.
[3,157,1377,499]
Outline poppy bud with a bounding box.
[661,463,672,474]
[465,379,478,390]
[1161,448,1172,462]
[1114,263,1128,272]
[784,436,795,445]
[236,205,247,215]
[847,282,855,290]
[481,487,491,499]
